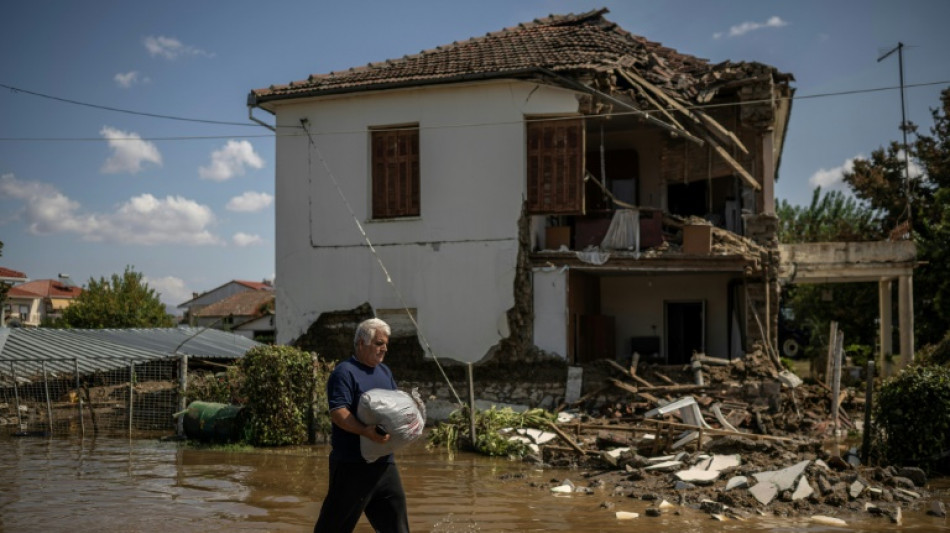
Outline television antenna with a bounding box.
[877,42,912,230]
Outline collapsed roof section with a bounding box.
[250,8,794,189]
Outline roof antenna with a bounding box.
[877,42,913,232]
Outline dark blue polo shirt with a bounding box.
[326,356,397,463]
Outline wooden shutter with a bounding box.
[372,126,420,218]
[526,118,585,214]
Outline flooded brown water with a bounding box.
[1,436,949,532]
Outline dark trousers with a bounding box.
[314,460,409,533]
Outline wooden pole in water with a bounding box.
[129,362,135,438]
[42,361,53,435]
[862,360,875,464]
[467,363,477,446]
[74,358,85,438]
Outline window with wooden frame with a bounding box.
[371,125,420,219]
[526,117,585,215]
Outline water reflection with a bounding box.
[1,436,948,532]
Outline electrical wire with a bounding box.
[2,79,948,143]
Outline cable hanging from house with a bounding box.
[298,118,465,407]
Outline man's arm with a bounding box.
[330,407,391,443]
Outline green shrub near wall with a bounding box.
[873,365,950,473]
[240,345,318,446]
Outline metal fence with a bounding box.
[0,357,187,438]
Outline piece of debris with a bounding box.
[810,515,847,526]
[615,511,639,520]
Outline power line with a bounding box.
[0,83,268,127]
[1,79,948,143]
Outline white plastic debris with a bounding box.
[615,511,639,520]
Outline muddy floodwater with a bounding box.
[2,436,949,532]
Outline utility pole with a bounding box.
[877,42,912,231]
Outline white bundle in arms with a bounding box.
[357,388,426,462]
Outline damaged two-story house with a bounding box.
[249,9,794,367]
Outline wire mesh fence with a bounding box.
[0,357,186,438]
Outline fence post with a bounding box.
[177,355,188,437]
[129,362,135,438]
[11,362,24,431]
[42,361,53,435]
[467,363,477,446]
[75,358,85,438]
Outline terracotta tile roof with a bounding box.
[251,8,789,105]
[194,290,275,318]
[0,267,28,280]
[7,279,82,299]
[235,280,274,291]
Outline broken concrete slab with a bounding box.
[849,479,866,499]
[753,460,810,492]
[725,476,749,491]
[675,468,719,484]
[644,460,683,472]
[696,453,741,471]
[810,515,847,526]
[792,476,814,501]
[749,481,778,505]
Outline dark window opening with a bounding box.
[371,125,420,219]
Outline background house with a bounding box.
[191,290,275,342]
[177,280,274,326]
[3,276,81,327]
[0,267,29,326]
[250,9,793,365]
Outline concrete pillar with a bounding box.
[898,275,914,368]
[878,278,893,370]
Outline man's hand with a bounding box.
[331,407,390,443]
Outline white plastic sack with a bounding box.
[357,388,426,462]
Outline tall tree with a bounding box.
[55,266,175,329]
[777,187,884,243]
[844,88,950,347]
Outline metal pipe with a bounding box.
[178,355,188,437]
[247,105,277,132]
[42,361,53,435]
[467,363,477,446]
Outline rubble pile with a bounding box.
[497,345,941,524]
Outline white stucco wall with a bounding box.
[270,80,579,362]
[600,273,735,359]
[532,268,568,357]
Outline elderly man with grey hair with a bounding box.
[314,317,410,533]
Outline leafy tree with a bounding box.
[844,88,950,348]
[55,266,175,328]
[777,189,885,358]
[777,187,884,243]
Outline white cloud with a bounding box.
[714,16,788,39]
[0,174,222,245]
[199,140,264,181]
[144,36,214,60]
[226,191,273,212]
[100,126,162,174]
[143,275,192,310]
[232,232,264,247]
[808,155,861,191]
[114,71,149,88]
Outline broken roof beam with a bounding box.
[616,68,760,191]
[537,68,705,146]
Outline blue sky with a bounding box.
[2,0,948,312]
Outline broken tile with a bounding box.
[675,468,719,484]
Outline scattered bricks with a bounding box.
[816,475,835,496]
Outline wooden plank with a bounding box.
[547,421,588,455]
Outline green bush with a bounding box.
[873,365,950,473]
[240,345,318,446]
